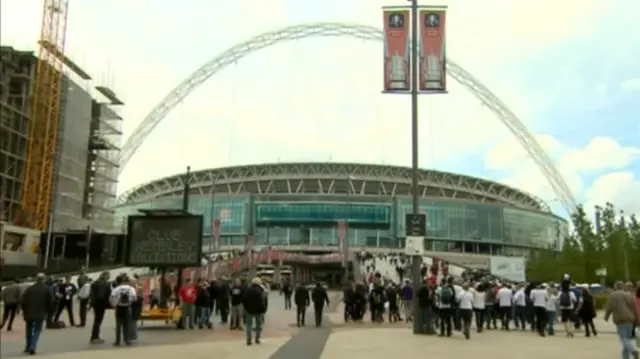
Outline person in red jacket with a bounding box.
[179,279,197,329]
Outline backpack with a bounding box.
[118,290,130,306]
[559,291,571,307]
[441,286,454,304]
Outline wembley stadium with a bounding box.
[115,162,568,265]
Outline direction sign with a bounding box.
[405,213,426,236]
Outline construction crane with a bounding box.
[20,0,69,231]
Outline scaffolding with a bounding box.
[86,90,124,231]
[48,76,93,231]
[0,47,37,223]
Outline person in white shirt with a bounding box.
[456,283,474,339]
[496,284,514,330]
[109,277,137,346]
[472,285,486,332]
[545,287,558,335]
[513,285,527,330]
[557,286,577,337]
[529,283,549,336]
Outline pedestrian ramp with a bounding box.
[361,255,467,284]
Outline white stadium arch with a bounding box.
[118,22,577,214]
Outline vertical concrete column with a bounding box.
[292,266,300,283]
[274,259,282,284]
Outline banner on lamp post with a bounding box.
[382,7,411,93]
[337,220,347,267]
[245,234,254,268]
[213,219,221,251]
[418,6,448,93]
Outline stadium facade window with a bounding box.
[395,199,503,242]
[253,225,389,246]
[502,208,565,249]
[116,195,568,251]
[254,202,390,224]
[115,195,249,235]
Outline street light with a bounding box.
[407,0,430,335]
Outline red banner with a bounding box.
[213,219,221,250]
[383,8,411,93]
[245,234,253,253]
[337,221,347,267]
[419,7,447,92]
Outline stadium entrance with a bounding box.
[253,202,391,247]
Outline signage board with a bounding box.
[125,215,203,267]
[405,213,426,236]
[489,256,526,282]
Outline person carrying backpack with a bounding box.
[109,276,136,346]
[437,279,456,337]
[557,288,577,337]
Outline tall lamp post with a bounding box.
[408,0,429,335]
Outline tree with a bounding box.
[526,202,638,284]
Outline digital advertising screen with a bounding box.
[125,215,203,267]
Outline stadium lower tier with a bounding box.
[205,240,541,258]
[117,197,569,252]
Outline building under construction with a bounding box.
[1,45,123,239]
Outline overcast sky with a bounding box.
[2,0,639,218]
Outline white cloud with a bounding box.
[484,135,640,214]
[584,172,640,216]
[558,137,640,172]
[621,78,640,91]
[0,0,632,199]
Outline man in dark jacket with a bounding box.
[230,278,245,330]
[416,281,436,334]
[311,283,330,327]
[195,279,213,329]
[217,278,231,324]
[54,276,77,326]
[21,273,54,354]
[294,282,310,326]
[207,279,218,314]
[281,280,293,310]
[242,278,266,346]
[369,281,386,323]
[89,271,111,344]
[343,282,355,323]
[1,279,23,331]
[354,281,367,321]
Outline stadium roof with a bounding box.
[118,162,550,212]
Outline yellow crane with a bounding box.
[20,0,69,231]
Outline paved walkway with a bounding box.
[0,297,623,359]
[0,292,300,357]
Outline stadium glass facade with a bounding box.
[115,194,568,257]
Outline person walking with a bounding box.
[229,278,245,330]
[577,287,597,337]
[604,281,639,359]
[242,277,266,346]
[1,279,23,331]
[400,280,413,322]
[311,282,330,327]
[89,271,111,344]
[109,276,136,346]
[545,286,559,335]
[294,282,310,326]
[21,273,54,355]
[178,278,197,330]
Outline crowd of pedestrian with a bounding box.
[356,252,639,359]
